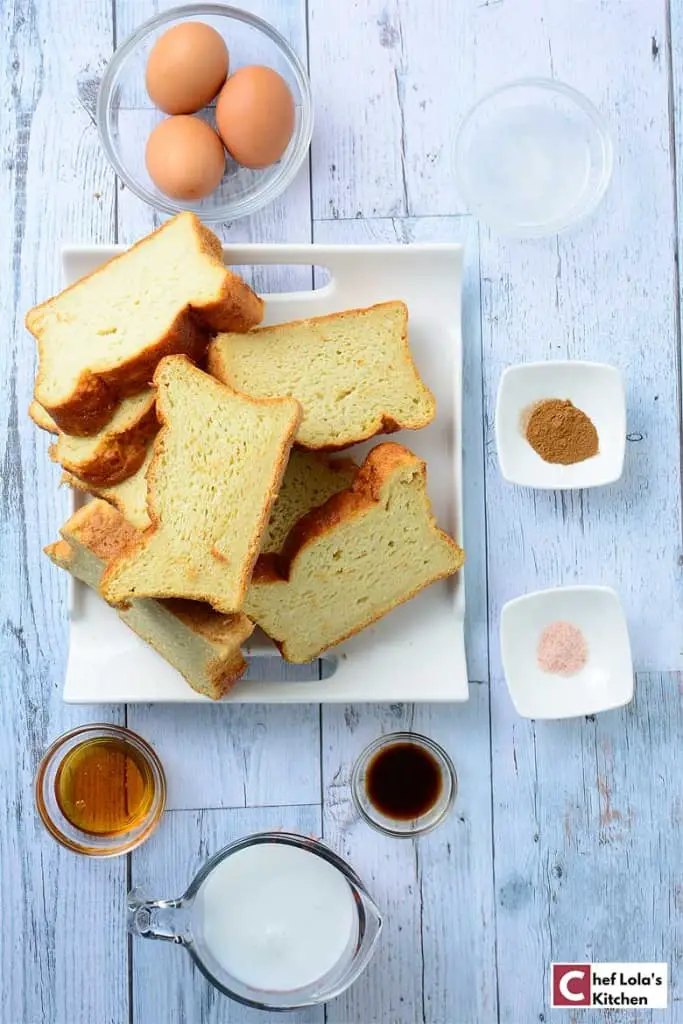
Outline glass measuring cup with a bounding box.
[127,831,382,1010]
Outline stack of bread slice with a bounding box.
[29,213,464,699]
[45,501,254,700]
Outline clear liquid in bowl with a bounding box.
[466,105,591,228]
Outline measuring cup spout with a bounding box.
[356,890,383,967]
[127,887,191,944]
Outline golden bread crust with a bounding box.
[48,500,254,698]
[26,213,264,436]
[207,301,435,451]
[29,400,59,433]
[277,443,422,572]
[49,393,158,486]
[248,442,465,662]
[62,500,140,561]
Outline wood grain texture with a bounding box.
[5,0,683,1020]
[492,673,683,1022]
[127,702,321,810]
[475,0,683,676]
[321,690,496,1024]
[131,804,324,1024]
[670,0,683,491]
[309,0,473,220]
[313,214,487,682]
[1,0,128,1022]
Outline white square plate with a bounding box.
[495,360,626,488]
[500,585,633,719]
[60,242,468,703]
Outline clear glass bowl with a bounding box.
[97,4,313,222]
[351,732,457,838]
[456,78,613,237]
[35,724,166,856]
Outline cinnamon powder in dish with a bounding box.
[523,398,599,465]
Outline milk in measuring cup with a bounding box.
[192,841,358,991]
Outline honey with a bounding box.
[54,736,156,837]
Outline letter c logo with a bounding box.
[559,970,586,1001]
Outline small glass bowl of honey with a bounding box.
[35,724,166,856]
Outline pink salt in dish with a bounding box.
[537,620,588,676]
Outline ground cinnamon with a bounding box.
[524,398,599,465]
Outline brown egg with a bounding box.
[146,22,229,114]
[216,66,295,169]
[146,116,226,200]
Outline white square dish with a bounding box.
[500,585,633,719]
[495,360,626,488]
[59,242,467,704]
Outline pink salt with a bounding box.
[537,620,588,676]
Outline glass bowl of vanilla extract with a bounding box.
[35,724,166,856]
[351,732,457,837]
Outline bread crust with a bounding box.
[61,468,151,530]
[47,501,255,699]
[207,301,436,451]
[205,651,250,699]
[49,393,158,487]
[167,598,254,699]
[26,214,264,436]
[62,500,140,561]
[259,450,358,555]
[29,400,59,434]
[192,221,264,333]
[35,317,207,436]
[99,356,302,614]
[249,442,464,662]
[278,443,426,569]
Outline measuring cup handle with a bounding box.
[127,887,191,944]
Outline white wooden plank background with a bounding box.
[3,0,683,1022]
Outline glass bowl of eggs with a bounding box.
[98,3,313,221]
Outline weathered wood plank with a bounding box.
[1,0,128,1022]
[128,702,321,810]
[131,804,324,1024]
[670,0,683,457]
[321,689,496,1024]
[476,0,682,675]
[308,0,473,220]
[314,214,487,682]
[492,672,683,1023]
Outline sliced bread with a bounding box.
[29,400,58,433]
[50,390,158,486]
[243,442,465,662]
[100,356,301,613]
[260,449,357,554]
[26,212,264,436]
[64,446,357,541]
[208,301,436,450]
[62,445,154,530]
[45,500,254,699]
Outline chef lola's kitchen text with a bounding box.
[551,963,668,1008]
